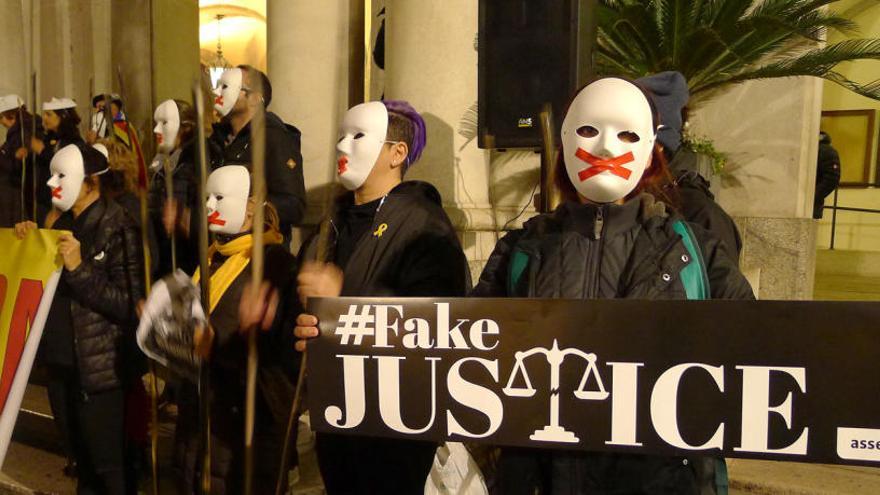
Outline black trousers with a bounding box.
[47,366,126,495]
[498,447,698,495]
[315,433,436,495]
[174,383,289,495]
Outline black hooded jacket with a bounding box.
[669,150,742,260]
[211,112,306,234]
[300,181,471,298]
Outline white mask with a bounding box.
[47,145,86,212]
[561,78,658,204]
[153,100,181,154]
[336,101,388,191]
[213,68,243,117]
[206,166,250,234]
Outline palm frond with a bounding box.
[596,0,880,103]
[693,38,880,97]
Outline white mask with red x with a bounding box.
[206,166,250,234]
[47,145,85,212]
[213,68,243,117]
[561,78,658,204]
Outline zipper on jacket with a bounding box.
[590,205,607,298]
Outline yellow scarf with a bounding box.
[192,231,283,314]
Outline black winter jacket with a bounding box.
[0,114,44,226]
[473,195,753,495]
[149,138,223,276]
[300,181,470,297]
[211,112,306,233]
[669,150,742,260]
[177,242,299,494]
[814,140,841,219]
[53,198,145,393]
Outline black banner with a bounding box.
[306,298,880,466]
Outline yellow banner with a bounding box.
[0,228,65,465]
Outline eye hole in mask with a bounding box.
[354,132,365,139]
[216,195,224,201]
[577,125,598,138]
[617,131,640,143]
[59,173,66,179]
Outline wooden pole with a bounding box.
[244,74,267,495]
[192,80,213,495]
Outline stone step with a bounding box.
[728,459,880,495]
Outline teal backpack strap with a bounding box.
[507,248,530,296]
[672,220,710,301]
[674,220,727,494]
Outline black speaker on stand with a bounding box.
[478,0,597,150]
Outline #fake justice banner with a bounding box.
[307,298,880,466]
[0,229,64,466]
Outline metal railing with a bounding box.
[824,184,880,250]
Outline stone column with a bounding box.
[112,0,155,158]
[0,1,28,143]
[383,0,540,279]
[267,0,352,221]
[151,0,200,104]
[692,78,822,300]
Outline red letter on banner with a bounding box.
[0,279,43,412]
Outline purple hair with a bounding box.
[382,99,427,169]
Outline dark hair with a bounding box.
[92,94,123,110]
[381,100,427,176]
[1,106,32,124]
[175,99,198,146]
[52,108,83,142]
[553,77,678,208]
[237,65,272,108]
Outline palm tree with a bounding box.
[596,0,880,106]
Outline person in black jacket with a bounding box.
[15,142,144,494]
[472,78,753,495]
[814,131,841,219]
[636,71,743,260]
[0,94,43,226]
[210,65,306,238]
[291,100,470,494]
[30,97,86,226]
[170,165,298,494]
[149,99,221,277]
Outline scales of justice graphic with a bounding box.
[503,339,609,443]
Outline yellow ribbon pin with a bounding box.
[373,223,388,238]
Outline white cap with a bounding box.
[42,97,77,111]
[0,94,23,113]
[93,143,109,159]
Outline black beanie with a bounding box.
[635,71,689,153]
[78,143,110,176]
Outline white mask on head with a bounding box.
[336,101,388,191]
[206,166,250,234]
[213,68,243,117]
[47,145,86,212]
[153,100,181,154]
[561,78,658,204]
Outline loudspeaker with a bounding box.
[478,0,596,149]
